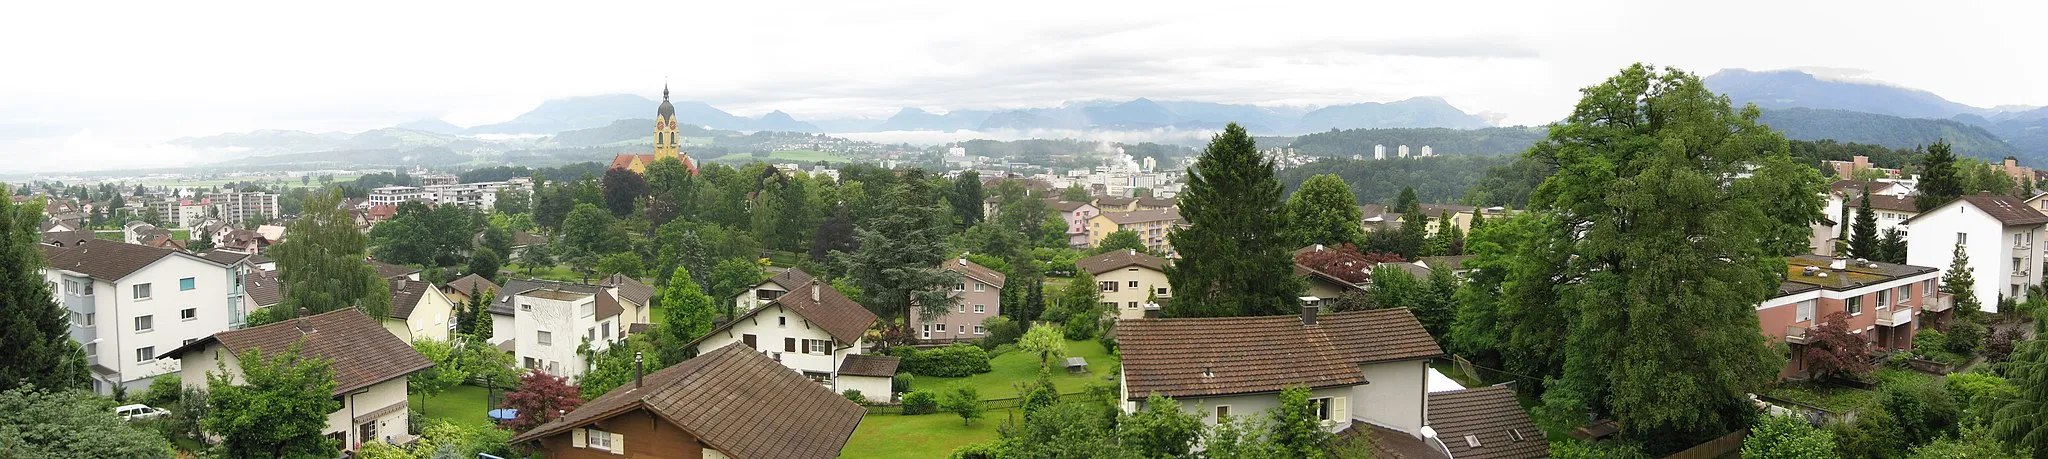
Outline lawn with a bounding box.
[842,410,1008,459]
[416,383,498,427]
[511,265,592,283]
[915,339,1118,400]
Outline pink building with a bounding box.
[912,258,1006,343]
[1051,201,1100,248]
[1760,255,1945,379]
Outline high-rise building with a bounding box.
[1421,146,1434,158]
[1398,145,1410,158]
[1374,144,1386,160]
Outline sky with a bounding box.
[2,0,2044,171]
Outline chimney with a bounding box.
[812,282,820,302]
[1301,302,1320,326]
[634,351,645,389]
[958,258,967,266]
[1830,257,1847,271]
[295,307,312,332]
[1315,243,1324,252]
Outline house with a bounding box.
[684,279,889,391]
[255,224,287,244]
[1904,192,2048,312]
[598,274,656,330]
[39,239,241,395]
[1765,256,1942,378]
[509,283,622,379]
[1361,204,1513,236]
[836,354,900,404]
[1093,195,1139,212]
[912,257,1004,342]
[366,259,422,281]
[1087,208,1185,257]
[508,344,865,459]
[1118,306,1458,454]
[1296,263,1367,300]
[1411,386,1550,459]
[1051,200,1101,248]
[1823,156,1904,180]
[1816,181,1922,256]
[732,267,815,315]
[1415,255,1476,278]
[509,230,547,257]
[442,273,501,306]
[40,229,96,247]
[1078,250,1172,319]
[384,278,457,344]
[158,309,432,450]
[242,270,285,312]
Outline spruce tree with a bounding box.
[1944,243,1981,321]
[1163,124,1304,318]
[0,193,88,392]
[1850,189,1879,259]
[1917,140,1964,212]
[1877,229,1908,264]
[271,189,390,320]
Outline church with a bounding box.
[609,85,699,175]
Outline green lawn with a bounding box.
[842,410,1008,459]
[916,339,1117,400]
[416,383,497,427]
[512,265,591,283]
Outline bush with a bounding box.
[981,316,1024,348]
[1945,322,1985,356]
[986,344,1016,358]
[892,373,913,394]
[1983,327,2024,363]
[904,344,993,377]
[1880,378,1960,446]
[1063,312,1098,340]
[1096,317,1117,353]
[903,391,939,415]
[139,374,183,408]
[940,387,985,425]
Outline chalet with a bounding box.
[160,309,432,450]
[684,279,892,394]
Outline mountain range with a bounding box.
[1703,69,2048,166]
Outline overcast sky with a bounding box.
[2,0,2043,171]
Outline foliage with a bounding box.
[941,387,985,426]
[1059,312,1097,340]
[1287,126,1547,158]
[1004,400,1125,459]
[497,371,582,433]
[658,266,716,364]
[272,188,391,320]
[1947,370,2016,425]
[1918,140,1964,212]
[205,343,341,457]
[1285,173,1366,247]
[1741,415,1837,459]
[1167,124,1305,318]
[466,247,501,283]
[1941,243,1984,322]
[0,386,173,458]
[1049,270,1104,322]
[595,252,643,279]
[903,344,993,377]
[844,170,960,325]
[1908,425,2028,459]
[1947,321,1985,357]
[1882,377,1961,446]
[1093,230,1151,256]
[408,338,469,414]
[1017,326,1068,368]
[902,390,939,415]
[1804,312,1876,383]
[1985,327,2025,364]
[369,201,477,267]
[1991,340,2048,452]
[600,167,649,217]
[1851,189,1880,259]
[577,335,658,400]
[1877,228,1908,264]
[1294,243,1400,284]
[980,316,1024,348]
[1267,386,1334,458]
[560,203,628,261]
[1832,408,1907,459]
[1548,439,1650,459]
[707,258,768,317]
[948,170,985,227]
[139,373,183,408]
[1119,394,1204,458]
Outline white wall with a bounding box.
[1907,203,2042,312]
[1098,266,1170,320]
[693,303,862,377]
[839,375,893,404]
[513,293,597,379]
[60,254,238,394]
[1354,360,1429,434]
[1167,385,1359,434]
[329,377,410,447]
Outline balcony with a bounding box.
[1924,294,1953,313]
[1875,308,1913,327]
[1784,325,1810,344]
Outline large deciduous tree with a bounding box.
[1284,173,1365,248]
[1165,124,1304,318]
[600,167,649,217]
[1092,230,1150,255]
[643,157,697,226]
[205,343,341,457]
[272,189,391,320]
[0,194,87,392]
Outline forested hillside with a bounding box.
[1757,108,2020,160]
[1277,156,1516,206]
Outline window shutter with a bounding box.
[611,433,626,454]
[785,337,796,352]
[572,428,587,448]
[1330,396,1349,423]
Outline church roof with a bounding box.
[657,84,675,118]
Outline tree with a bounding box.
[369,201,476,267]
[707,258,767,319]
[658,266,716,364]
[1285,173,1365,247]
[596,252,643,279]
[467,247,502,283]
[1050,270,1102,322]
[1851,189,1880,259]
[1911,425,2028,459]
[459,287,496,341]
[1918,140,1964,212]
[560,204,627,259]
[1884,378,1961,446]
[0,193,88,392]
[843,170,959,325]
[810,205,858,264]
[1741,415,1837,459]
[643,157,697,225]
[1119,394,1204,458]
[494,188,532,216]
[1062,184,1091,202]
[577,336,657,400]
[185,237,215,252]
[0,386,173,458]
[1424,211,1461,256]
[1878,228,1909,264]
[1417,264,1459,342]
[1268,386,1333,457]
[271,189,390,320]
[1092,230,1150,255]
[1165,124,1304,318]
[408,338,469,418]
[518,240,553,275]
[1801,312,1875,383]
[600,167,649,217]
[1017,326,1068,368]
[205,343,341,457]
[1395,199,1430,258]
[949,170,985,227]
[941,387,984,426]
[498,371,582,433]
[1945,243,1982,322]
[1516,65,1800,451]
[481,223,515,259]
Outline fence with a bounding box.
[1663,429,1746,459]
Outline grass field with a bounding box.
[511,265,590,283]
[842,410,1008,459]
[915,339,1118,400]
[416,383,497,427]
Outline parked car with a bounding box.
[115,404,169,421]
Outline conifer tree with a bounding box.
[0,192,87,392]
[1944,243,1981,321]
[268,189,389,320]
[1850,189,1879,259]
[1164,124,1304,318]
[843,170,959,325]
[1917,140,1963,212]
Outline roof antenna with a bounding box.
[635,351,645,389]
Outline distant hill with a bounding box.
[874,108,993,132]
[1293,97,1491,132]
[549,119,735,148]
[1285,126,1548,158]
[170,129,347,155]
[394,118,464,135]
[1706,69,1987,119]
[465,94,654,135]
[1755,108,2019,160]
[752,110,821,133]
[978,111,1070,130]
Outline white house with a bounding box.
[1817,180,1922,256]
[40,239,240,395]
[1077,250,1172,319]
[509,284,623,380]
[1904,192,2048,312]
[159,309,431,451]
[686,278,892,394]
[732,267,815,315]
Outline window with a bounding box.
[547,361,559,374]
[1128,301,1139,309]
[1958,232,1968,246]
[135,315,153,332]
[521,303,532,312]
[1127,280,1139,288]
[602,323,612,341]
[359,421,378,444]
[182,338,197,346]
[1899,285,1912,302]
[1311,397,1332,421]
[1098,281,1118,292]
[954,283,965,292]
[523,357,538,369]
[586,328,595,342]
[1847,297,1863,315]
[1156,287,1169,296]
[974,282,986,292]
[1107,301,1122,310]
[538,330,552,346]
[580,303,594,317]
[936,323,946,332]
[785,337,797,352]
[1925,279,1936,293]
[1125,301,1137,309]
[72,312,94,327]
[136,346,155,363]
[586,427,613,450]
[180,308,196,321]
[974,325,986,335]
[743,334,757,349]
[1877,290,1890,307]
[778,316,787,328]
[807,339,829,354]
[179,277,195,291]
[974,304,986,313]
[1215,405,1231,419]
[2019,257,2028,273]
[956,304,965,313]
[133,283,152,300]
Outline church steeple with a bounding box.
[654,83,680,162]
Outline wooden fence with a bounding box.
[1663,429,1747,459]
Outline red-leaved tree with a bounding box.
[1802,312,1874,382]
[1293,243,1404,284]
[498,371,585,433]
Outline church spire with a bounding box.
[663,79,670,101]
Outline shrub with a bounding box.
[981,316,1025,348]
[904,344,993,377]
[1096,317,1117,353]
[892,373,913,394]
[843,390,866,405]
[139,374,183,408]
[903,391,939,415]
[1741,414,1837,458]
[1881,378,1960,446]
[1063,312,1097,340]
[1983,327,2024,363]
[986,344,1017,358]
[1803,312,1874,383]
[1914,329,1949,356]
[941,387,985,425]
[1946,322,1985,356]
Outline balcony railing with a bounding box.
[1924,294,1953,313]
[1875,308,1913,327]
[1785,325,1810,344]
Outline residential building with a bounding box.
[1816,181,1921,256]
[1414,255,1475,278]
[1093,195,1139,212]
[1904,192,2048,312]
[1418,386,1550,459]
[1052,200,1100,248]
[367,186,423,206]
[416,173,459,187]
[367,259,422,282]
[421,181,528,210]
[150,198,213,228]
[509,344,865,459]
[1087,208,1185,257]
[1763,255,1941,378]
[835,354,899,404]
[40,239,240,395]
[1078,250,1172,319]
[384,278,457,344]
[732,267,815,315]
[442,273,501,306]
[912,258,1004,342]
[1823,155,1904,180]
[684,279,889,392]
[597,273,656,329]
[510,284,623,380]
[159,309,432,450]
[1121,307,1508,456]
[216,192,281,223]
[609,85,699,176]
[1298,264,1367,300]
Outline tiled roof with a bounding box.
[366,259,419,280]
[1428,386,1547,459]
[388,279,431,320]
[1295,264,1366,293]
[245,270,284,308]
[1118,309,1443,400]
[837,354,901,377]
[159,309,431,395]
[1338,423,1449,459]
[510,344,865,459]
[594,290,624,320]
[942,258,1007,289]
[512,230,547,246]
[1846,195,1918,213]
[42,239,206,281]
[1829,179,1896,196]
[196,250,252,266]
[765,267,815,289]
[39,230,95,247]
[1075,250,1169,275]
[1096,195,1138,207]
[493,279,603,315]
[444,273,501,298]
[1048,200,1091,212]
[688,279,876,348]
[1102,208,1181,225]
[1908,192,2048,226]
[601,274,653,306]
[1136,197,1176,208]
[1377,262,1433,280]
